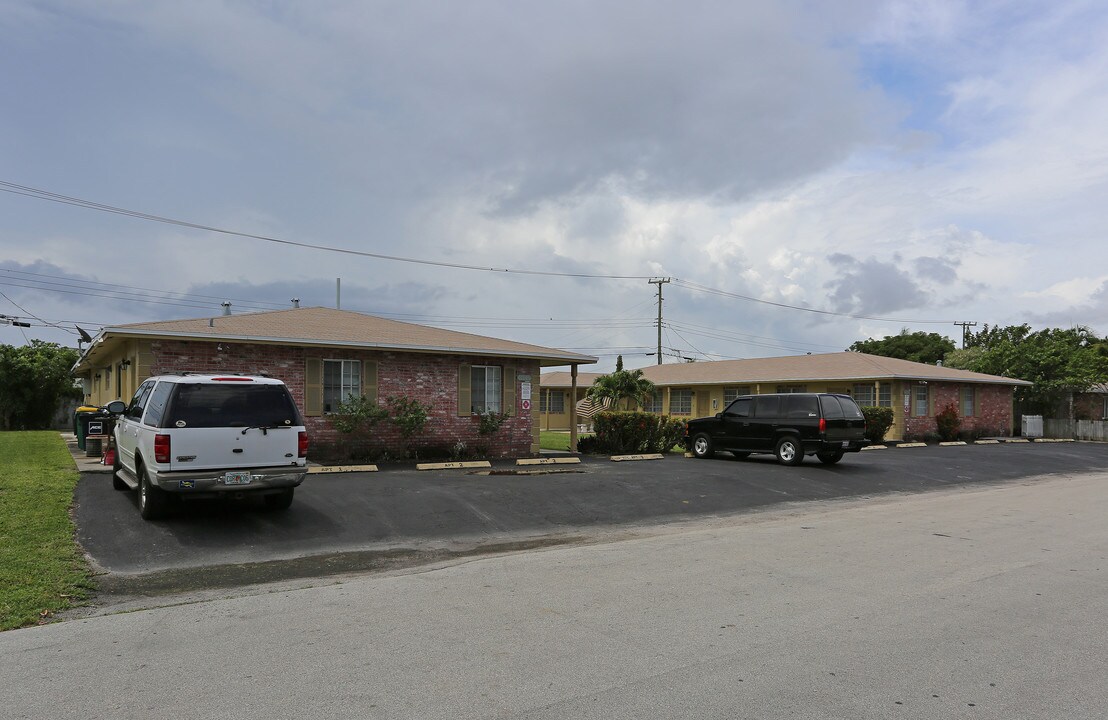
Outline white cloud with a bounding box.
[4,1,1108,362]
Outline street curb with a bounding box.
[517,457,582,466]
[610,453,665,462]
[416,461,493,471]
[309,464,379,474]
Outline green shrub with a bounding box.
[475,409,510,436]
[935,402,960,441]
[576,434,600,454]
[387,396,431,441]
[585,411,686,454]
[860,406,894,443]
[330,394,388,435]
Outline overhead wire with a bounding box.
[0,288,77,335]
[0,181,655,281]
[664,323,714,362]
[672,279,957,325]
[0,267,290,310]
[0,268,654,331]
[1,179,960,325]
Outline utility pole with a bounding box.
[649,278,670,365]
[954,321,977,349]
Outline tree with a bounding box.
[0,341,81,430]
[848,329,956,366]
[945,324,1108,415]
[587,368,656,411]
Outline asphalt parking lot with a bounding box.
[73,441,1108,599]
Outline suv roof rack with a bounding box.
[157,371,271,378]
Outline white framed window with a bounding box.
[914,384,929,417]
[723,386,750,405]
[961,387,975,417]
[776,384,807,394]
[471,365,502,413]
[540,389,565,413]
[323,359,361,414]
[878,382,892,408]
[853,384,875,406]
[644,390,663,414]
[669,388,693,414]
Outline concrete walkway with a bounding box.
[60,432,112,474]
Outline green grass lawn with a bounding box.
[539,430,589,451]
[0,431,92,631]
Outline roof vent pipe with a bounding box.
[936,360,943,366]
[292,298,300,308]
[221,302,232,316]
[209,318,214,328]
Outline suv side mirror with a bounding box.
[105,400,127,415]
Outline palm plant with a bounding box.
[586,368,656,411]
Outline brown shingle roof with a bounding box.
[94,307,597,366]
[629,352,1031,386]
[539,371,605,388]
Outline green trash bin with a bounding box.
[75,408,108,451]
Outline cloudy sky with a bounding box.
[2,0,1106,371]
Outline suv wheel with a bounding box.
[691,433,713,459]
[138,463,171,521]
[775,436,804,466]
[816,450,844,465]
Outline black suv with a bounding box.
[683,393,867,465]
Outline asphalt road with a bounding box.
[8,467,1108,719]
[73,442,1108,599]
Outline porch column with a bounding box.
[569,365,578,453]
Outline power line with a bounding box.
[672,279,958,325]
[0,268,290,310]
[664,319,843,351]
[0,181,656,281]
[0,288,77,335]
[0,267,658,329]
[2,179,963,325]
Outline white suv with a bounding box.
[112,373,308,520]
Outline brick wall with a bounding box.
[148,340,540,458]
[1074,392,1107,420]
[901,382,1014,439]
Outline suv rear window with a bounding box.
[820,395,846,419]
[785,395,819,418]
[753,395,782,418]
[165,383,300,429]
[837,395,865,419]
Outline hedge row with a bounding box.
[577,411,686,454]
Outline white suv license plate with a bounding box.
[223,471,253,485]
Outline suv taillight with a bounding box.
[298,431,309,458]
[819,418,827,434]
[154,434,171,463]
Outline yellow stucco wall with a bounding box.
[80,339,150,408]
[537,381,910,440]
